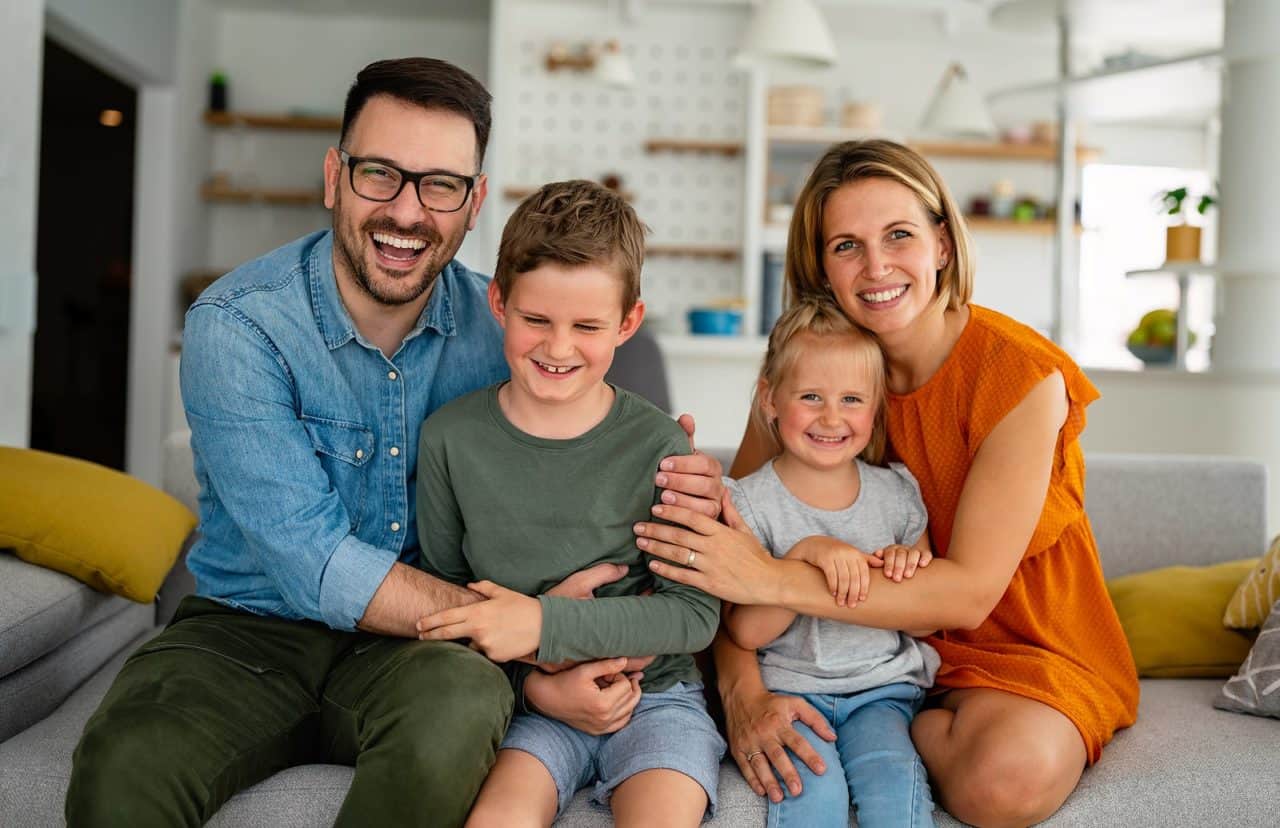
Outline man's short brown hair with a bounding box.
[341,57,491,170]
[495,180,646,317]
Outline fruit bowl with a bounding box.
[1127,343,1175,365]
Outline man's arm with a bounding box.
[182,303,417,630]
[357,563,479,636]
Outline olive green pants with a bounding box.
[66,597,513,827]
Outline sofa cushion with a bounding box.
[0,447,196,603]
[7,635,1280,828]
[1216,598,1280,720]
[1224,534,1280,629]
[0,598,153,743]
[0,552,142,677]
[1107,558,1259,677]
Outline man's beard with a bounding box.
[332,193,462,307]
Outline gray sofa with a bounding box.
[2,453,1276,826]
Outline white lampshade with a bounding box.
[919,63,997,138]
[595,41,635,89]
[733,0,837,72]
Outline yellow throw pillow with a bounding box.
[0,447,196,603]
[1107,558,1260,678]
[1223,535,1280,629]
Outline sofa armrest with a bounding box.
[1085,452,1268,578]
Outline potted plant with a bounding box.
[1159,186,1216,263]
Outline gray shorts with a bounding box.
[500,681,726,819]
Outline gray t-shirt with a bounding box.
[726,459,940,695]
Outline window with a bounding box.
[1077,164,1215,370]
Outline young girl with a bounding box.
[724,296,937,828]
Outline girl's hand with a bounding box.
[723,685,836,803]
[637,493,780,606]
[874,543,933,582]
[524,659,644,735]
[416,581,541,663]
[787,537,880,607]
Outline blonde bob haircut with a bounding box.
[785,139,974,312]
[753,296,888,466]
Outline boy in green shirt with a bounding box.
[414,180,724,826]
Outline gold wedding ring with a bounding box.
[687,550,697,567]
[745,750,763,761]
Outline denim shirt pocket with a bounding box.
[301,415,374,532]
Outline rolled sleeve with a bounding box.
[319,535,398,631]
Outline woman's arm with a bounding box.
[723,602,796,650]
[640,372,1069,632]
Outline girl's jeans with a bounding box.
[767,682,935,828]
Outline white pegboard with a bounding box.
[492,0,751,333]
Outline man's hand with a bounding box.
[546,562,629,600]
[416,581,541,662]
[655,414,725,519]
[524,659,645,735]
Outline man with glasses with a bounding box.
[66,57,723,827]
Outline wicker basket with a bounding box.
[767,85,825,127]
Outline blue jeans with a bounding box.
[767,683,934,828]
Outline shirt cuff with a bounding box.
[318,535,398,631]
[536,595,567,663]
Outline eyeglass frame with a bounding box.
[336,149,479,213]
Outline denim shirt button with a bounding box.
[390,522,401,532]
[355,449,364,460]
[387,371,397,380]
[389,446,400,457]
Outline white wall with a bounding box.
[198,8,492,273]
[45,0,177,83]
[0,0,43,449]
[1084,370,1280,538]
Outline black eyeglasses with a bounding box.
[338,149,478,213]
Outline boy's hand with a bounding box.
[786,536,881,607]
[655,414,724,518]
[873,544,933,583]
[525,659,644,735]
[416,581,541,662]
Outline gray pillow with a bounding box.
[1215,597,1280,719]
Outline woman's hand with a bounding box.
[636,493,781,605]
[524,659,644,735]
[723,684,836,802]
[416,581,540,662]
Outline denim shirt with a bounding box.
[180,231,507,630]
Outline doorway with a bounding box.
[30,38,137,470]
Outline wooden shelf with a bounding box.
[965,216,1083,235]
[647,245,738,260]
[202,183,325,206]
[644,138,743,157]
[204,111,342,132]
[765,127,1098,163]
[911,140,1099,164]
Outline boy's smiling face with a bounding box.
[489,261,644,412]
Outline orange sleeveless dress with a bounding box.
[886,305,1138,763]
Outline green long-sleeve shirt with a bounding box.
[415,383,719,696]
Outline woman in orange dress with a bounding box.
[635,140,1139,827]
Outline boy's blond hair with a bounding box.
[753,296,888,466]
[495,180,647,316]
